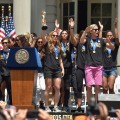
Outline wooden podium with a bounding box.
[7,48,42,110]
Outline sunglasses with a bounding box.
[92,29,99,31]
[2,42,8,44]
[106,35,112,37]
[37,41,43,43]
[52,35,58,37]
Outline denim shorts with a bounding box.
[103,67,117,77]
[44,67,62,79]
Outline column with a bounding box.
[117,0,120,75]
[13,0,31,35]
[31,0,46,36]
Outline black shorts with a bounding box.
[0,75,10,84]
[44,67,62,79]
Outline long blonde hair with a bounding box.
[46,31,61,53]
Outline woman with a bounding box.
[16,35,30,48]
[44,31,64,112]
[69,18,86,112]
[0,38,12,104]
[80,24,114,104]
[33,37,45,108]
[102,19,119,94]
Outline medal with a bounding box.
[108,55,111,58]
[91,38,98,53]
[63,52,66,56]
[74,54,76,58]
[107,48,111,58]
[56,56,58,59]
[54,46,59,60]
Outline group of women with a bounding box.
[0,18,119,113]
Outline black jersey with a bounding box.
[85,37,105,66]
[61,42,73,68]
[0,49,10,76]
[103,40,119,68]
[44,43,61,69]
[76,43,86,69]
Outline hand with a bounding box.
[69,18,75,29]
[61,68,64,77]
[38,109,52,120]
[106,37,111,43]
[98,21,103,30]
[98,102,109,120]
[116,109,120,119]
[0,101,7,109]
[55,19,60,28]
[85,26,91,33]
[114,18,118,27]
[14,109,28,120]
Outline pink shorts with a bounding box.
[85,65,103,86]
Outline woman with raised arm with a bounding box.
[69,18,86,112]
[44,31,64,112]
[102,18,120,94]
[55,19,76,112]
[80,24,114,105]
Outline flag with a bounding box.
[0,13,5,50]
[7,12,16,38]
[0,13,5,41]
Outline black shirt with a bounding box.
[103,40,119,68]
[44,43,61,69]
[85,37,105,66]
[76,43,86,69]
[0,49,10,76]
[61,42,73,68]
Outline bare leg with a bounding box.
[95,85,100,103]
[44,78,52,107]
[102,76,108,94]
[87,86,92,105]
[77,98,82,107]
[108,76,116,94]
[53,78,61,107]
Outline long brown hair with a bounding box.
[34,37,45,60]
[46,31,61,53]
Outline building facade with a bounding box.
[0,0,120,73]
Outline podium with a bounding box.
[7,48,42,110]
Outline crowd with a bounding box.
[0,100,120,120]
[0,17,120,115]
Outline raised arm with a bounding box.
[114,18,120,45]
[54,19,62,35]
[69,18,78,46]
[106,37,115,50]
[98,21,103,38]
[80,26,91,44]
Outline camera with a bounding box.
[26,110,39,118]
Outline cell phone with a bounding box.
[26,110,39,118]
[109,111,117,117]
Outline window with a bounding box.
[60,0,77,33]
[0,3,13,23]
[88,0,116,37]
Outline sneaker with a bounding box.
[62,106,67,112]
[45,107,51,112]
[53,106,61,112]
[75,107,82,113]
